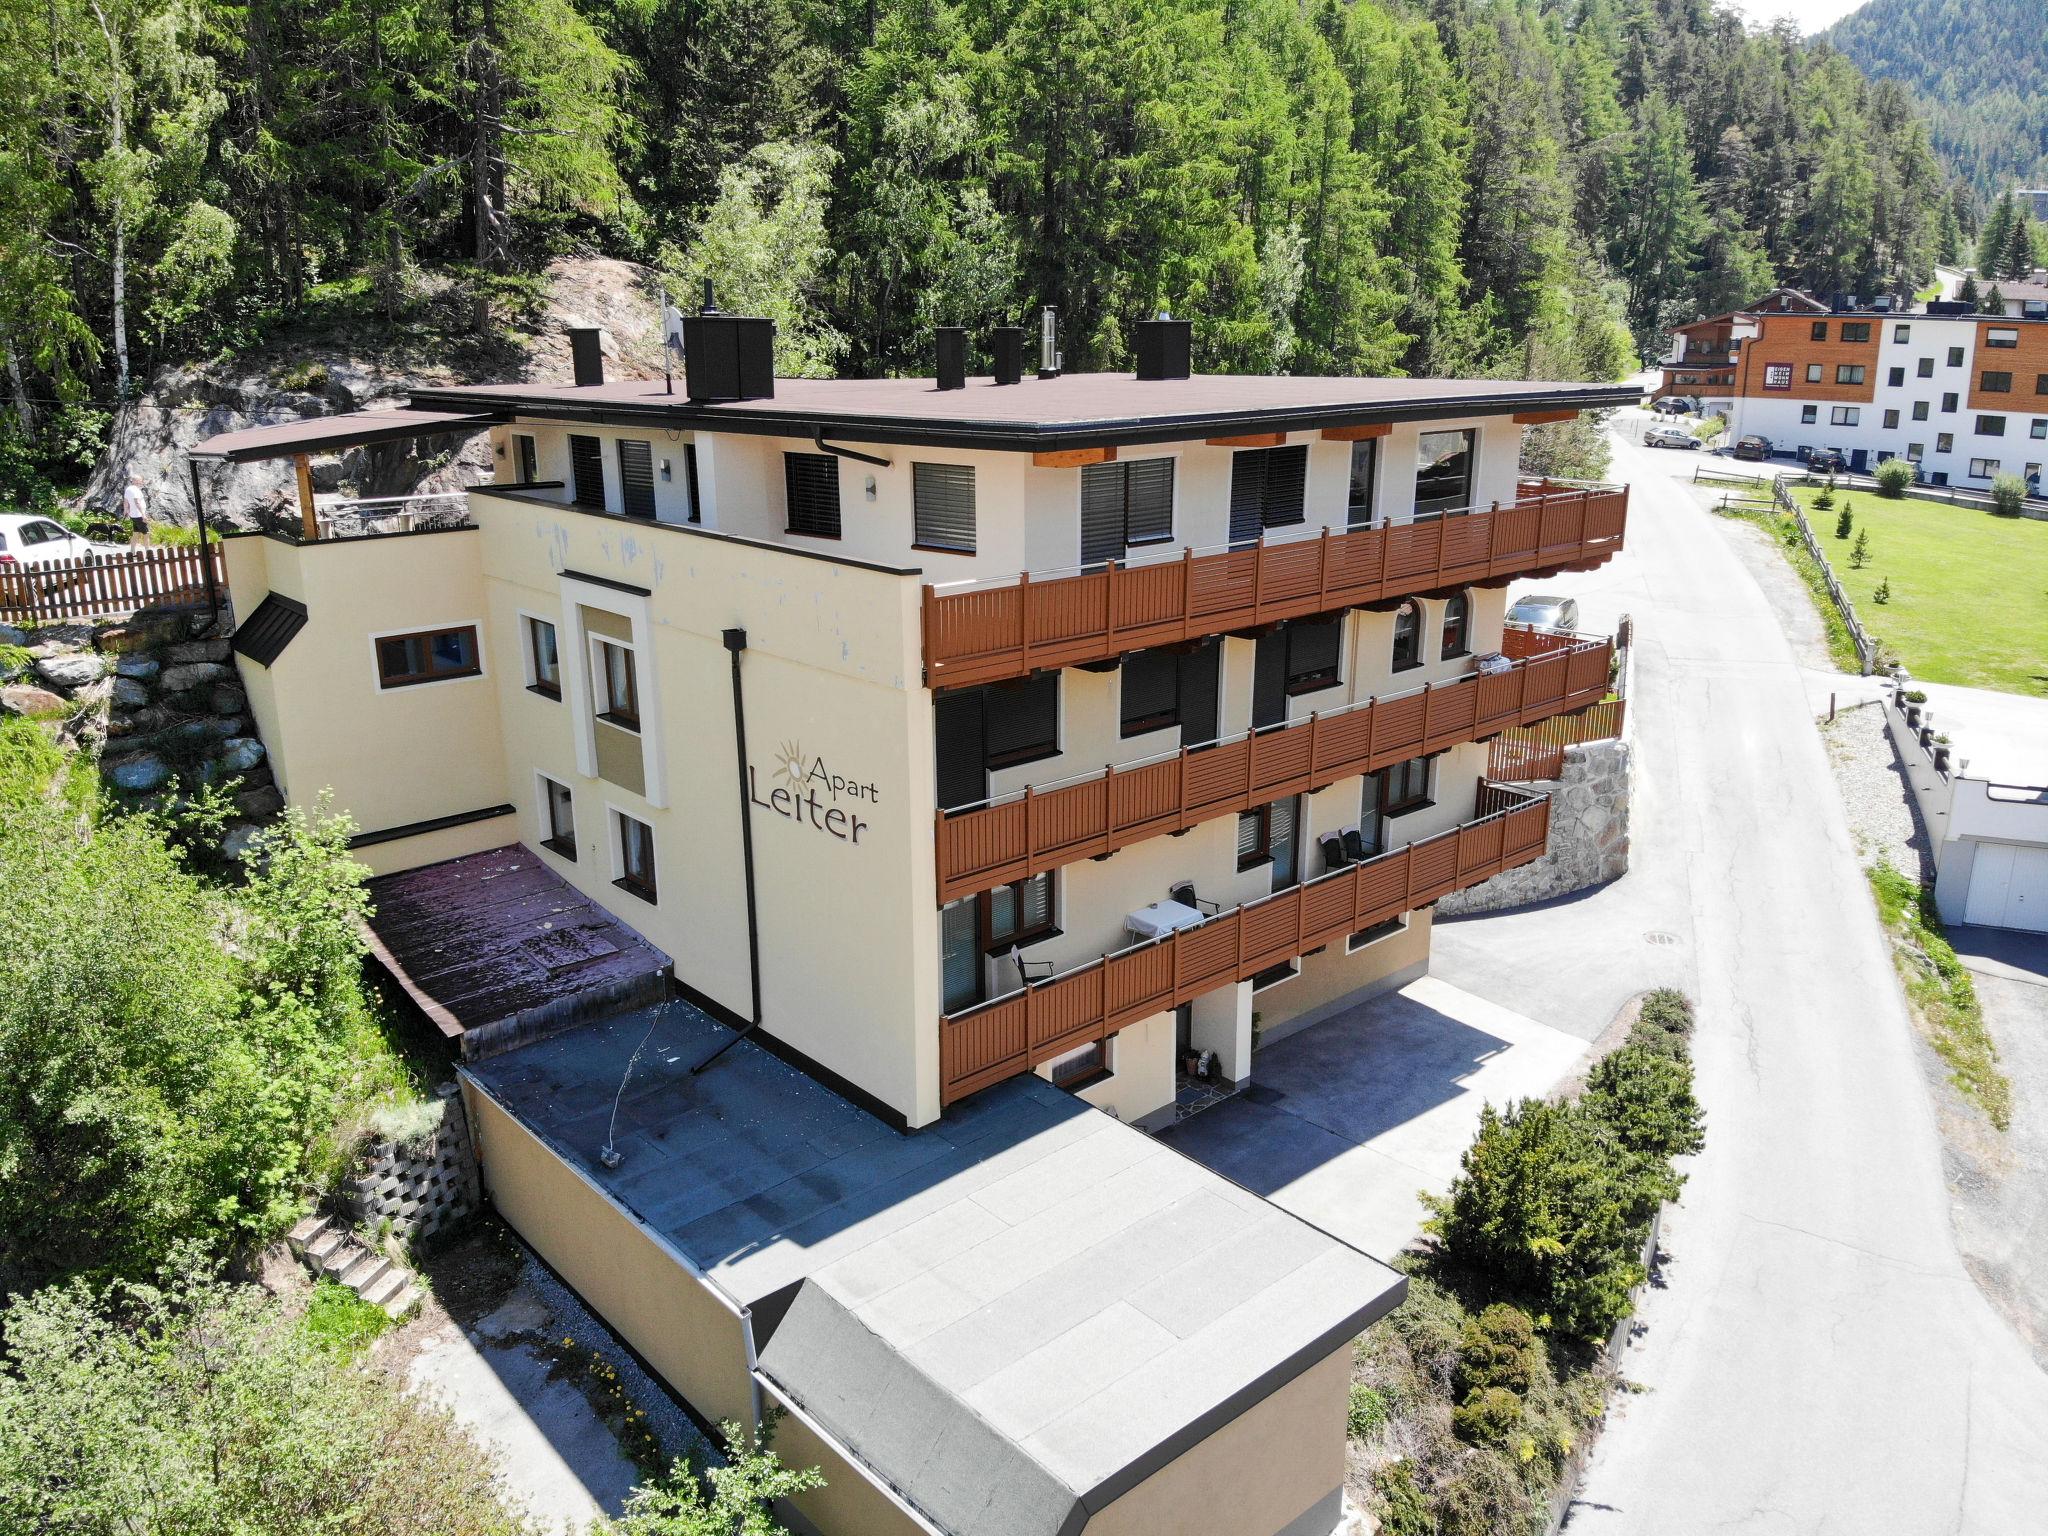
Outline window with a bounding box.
[984,872,1056,952]
[1764,363,1792,390]
[984,673,1059,767]
[1383,755,1432,814]
[613,811,657,902]
[1345,438,1379,528]
[1942,392,1958,413]
[1978,415,2007,436]
[1119,641,1219,740]
[912,462,976,553]
[940,898,981,1013]
[1440,592,1470,659]
[526,616,560,698]
[1283,616,1342,694]
[1800,404,1818,425]
[1986,328,2019,349]
[1391,600,1422,671]
[1912,401,1929,421]
[1894,324,1911,343]
[1415,429,1477,516]
[1887,366,1905,387]
[1882,409,1900,429]
[1250,961,1299,993]
[1841,322,1871,343]
[1810,321,1829,341]
[1947,346,1964,367]
[1080,457,1175,564]
[1917,358,1934,378]
[540,776,575,858]
[783,452,841,538]
[617,439,656,518]
[514,433,538,482]
[1982,371,2013,394]
[1835,364,1865,385]
[1348,916,1407,953]
[1228,444,1308,544]
[1830,406,1859,427]
[2038,374,2048,396]
[595,639,639,729]
[1907,443,1924,461]
[683,443,703,524]
[2033,420,2047,440]
[1936,433,1954,453]
[1805,363,1823,383]
[569,434,604,510]
[1237,796,1300,885]
[375,625,480,689]
[1045,1038,1110,1089]
[1969,458,2000,479]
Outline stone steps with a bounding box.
[287,1213,421,1319]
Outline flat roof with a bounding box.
[408,370,1640,451]
[191,407,501,462]
[465,1001,1404,1536]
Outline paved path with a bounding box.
[1158,976,1588,1260]
[1451,423,2048,1533]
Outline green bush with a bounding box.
[1451,1385,1524,1445]
[1874,577,1891,604]
[1632,989,1695,1058]
[1370,1461,1433,1536]
[1348,1381,1390,1439]
[1584,1044,1706,1164]
[1455,1303,1539,1397]
[1813,486,1834,511]
[1990,472,2028,516]
[599,1419,822,1536]
[1434,1451,1529,1536]
[1875,458,1915,497]
[304,1276,395,1356]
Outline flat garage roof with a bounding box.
[465,1001,1405,1536]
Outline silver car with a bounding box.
[1507,593,1580,630]
[1644,427,1701,450]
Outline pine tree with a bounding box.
[1983,284,2007,316]
[1977,190,2017,277]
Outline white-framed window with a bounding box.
[1968,458,2000,479]
[912,461,977,553]
[537,774,575,859]
[611,808,657,902]
[1348,914,1409,953]
[523,614,561,698]
[592,637,639,731]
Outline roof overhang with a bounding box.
[191,407,504,463]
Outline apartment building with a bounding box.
[1715,302,2048,489]
[1653,288,1826,410]
[196,317,1633,1536]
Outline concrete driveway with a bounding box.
[1475,419,2048,1532]
[1158,976,1588,1261]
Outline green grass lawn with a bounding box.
[1791,486,2048,697]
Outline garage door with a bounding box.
[1963,842,2048,933]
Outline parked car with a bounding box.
[1651,397,1692,415]
[1506,592,1580,631]
[0,513,126,572]
[1645,427,1702,450]
[1732,435,1773,461]
[1807,446,1849,473]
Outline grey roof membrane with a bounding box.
[465,1001,1405,1536]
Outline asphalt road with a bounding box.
[1436,417,2048,1532]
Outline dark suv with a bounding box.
[1733,435,1773,461]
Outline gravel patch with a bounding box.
[1819,702,1933,883]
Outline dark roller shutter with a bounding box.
[983,673,1057,763]
[1179,640,1220,746]
[1263,444,1308,528]
[1229,451,1268,546]
[913,462,976,552]
[1287,616,1341,688]
[1252,629,1287,728]
[1081,462,1126,565]
[684,443,702,523]
[1119,649,1179,735]
[618,440,656,519]
[1124,458,1174,544]
[934,690,986,811]
[569,435,605,509]
[784,452,841,538]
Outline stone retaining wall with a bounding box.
[1437,736,1633,915]
[346,1085,481,1246]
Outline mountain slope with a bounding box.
[1828,0,2048,194]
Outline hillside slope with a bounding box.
[1829,0,2048,195]
[93,257,668,530]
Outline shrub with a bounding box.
[1903,688,1928,704]
[1834,506,1853,539]
[1632,989,1695,1057]
[1348,1381,1391,1440]
[1434,1450,1529,1536]
[304,1277,395,1356]
[1585,1044,1706,1163]
[1874,577,1891,604]
[1990,472,2028,516]
[1849,528,1871,567]
[1371,1461,1433,1536]
[1875,458,1915,497]
[600,1419,823,1536]
[1813,486,1834,511]
[1451,1385,1524,1445]
[1456,1304,1540,1397]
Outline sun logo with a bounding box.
[773,741,808,794]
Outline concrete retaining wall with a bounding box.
[346,1085,482,1244]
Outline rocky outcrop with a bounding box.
[1437,738,1633,915]
[85,257,669,530]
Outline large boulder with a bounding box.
[35,653,107,691]
[215,736,266,773]
[222,824,263,862]
[105,752,171,792]
[160,660,231,693]
[0,684,66,718]
[234,783,285,819]
[113,654,160,681]
[165,638,231,665]
[111,676,151,710]
[0,622,26,647]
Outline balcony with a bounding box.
[921,481,1628,687]
[938,783,1549,1105]
[934,627,1613,903]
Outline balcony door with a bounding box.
[1252,630,1288,730]
[1415,429,1476,517]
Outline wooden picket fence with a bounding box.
[0,543,225,625]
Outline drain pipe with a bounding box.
[695,627,764,1074]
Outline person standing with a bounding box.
[121,475,148,542]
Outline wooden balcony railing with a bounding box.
[934,632,1613,904]
[921,481,1628,687]
[938,784,1550,1105]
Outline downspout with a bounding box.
[188,458,219,615]
[810,427,892,469]
[694,627,765,1075]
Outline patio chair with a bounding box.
[1319,832,1349,872]
[1168,882,1220,917]
[1342,828,1370,863]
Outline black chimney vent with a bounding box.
[934,327,967,391]
[569,328,606,387]
[989,326,1024,385]
[683,309,776,403]
[1134,314,1191,380]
